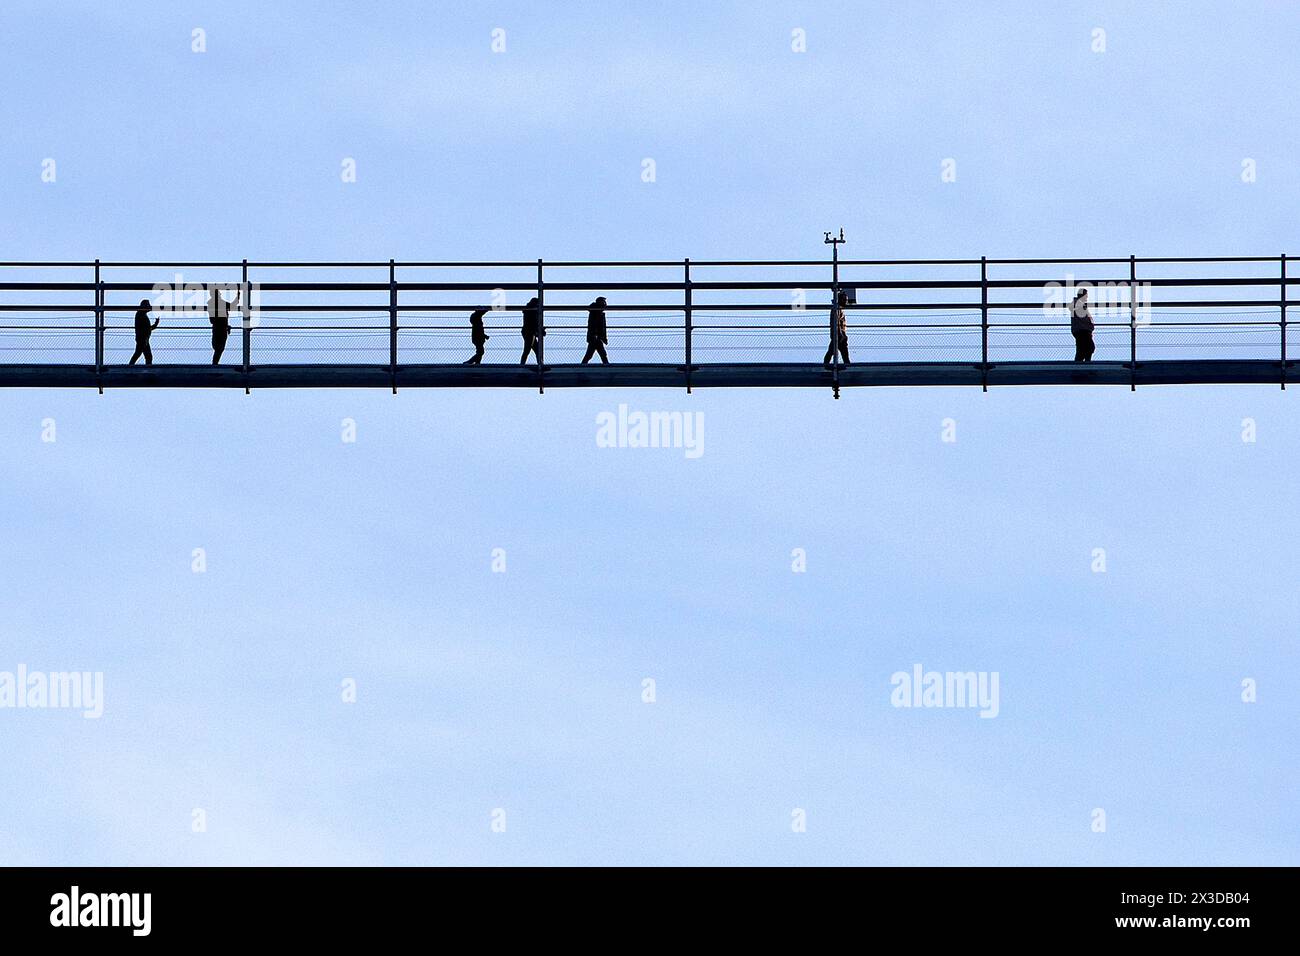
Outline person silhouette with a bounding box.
[207,284,242,365]
[823,290,851,367]
[128,298,160,366]
[519,296,544,365]
[1071,288,1095,362]
[581,296,610,364]
[463,308,489,364]
[207,284,241,365]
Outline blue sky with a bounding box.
[0,1,1296,865]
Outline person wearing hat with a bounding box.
[582,296,610,364]
[128,297,160,366]
[463,307,490,364]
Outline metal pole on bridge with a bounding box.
[824,228,845,400]
[94,258,104,394]
[242,258,251,393]
[389,258,398,394]
[684,258,692,394]
[981,256,988,392]
[1281,254,1288,391]
[1129,255,1138,392]
[536,258,545,394]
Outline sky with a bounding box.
[0,1,1296,865]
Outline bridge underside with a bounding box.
[0,360,1296,390]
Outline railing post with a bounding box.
[94,258,103,393]
[389,258,398,394]
[1129,255,1137,391]
[536,258,545,394]
[980,256,988,392]
[830,244,840,400]
[1281,253,1288,391]
[241,258,251,393]
[684,258,692,394]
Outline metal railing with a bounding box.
[0,255,1294,393]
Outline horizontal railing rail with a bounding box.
[0,254,1292,267]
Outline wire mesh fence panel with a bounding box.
[0,326,95,364]
[690,321,984,364]
[104,327,213,364]
[1137,323,1281,361]
[251,328,390,365]
[397,325,524,363]
[530,328,589,362]
[590,327,683,363]
[1287,321,1300,357]
[692,327,825,363]
[399,312,686,364]
[989,325,1109,362]
[849,321,982,363]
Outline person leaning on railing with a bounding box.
[1070,288,1095,362]
[823,290,851,367]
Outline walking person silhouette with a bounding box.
[128,298,159,366]
[823,290,851,367]
[207,284,241,365]
[463,308,489,364]
[1071,287,1095,362]
[520,296,544,365]
[581,296,610,364]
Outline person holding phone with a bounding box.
[128,298,160,366]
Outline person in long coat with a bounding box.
[822,290,851,367]
[520,296,543,365]
[582,296,610,364]
[1071,288,1095,362]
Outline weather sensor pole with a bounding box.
[824,228,846,399]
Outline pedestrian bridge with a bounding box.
[1,255,1294,394]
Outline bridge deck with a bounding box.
[0,360,1294,390]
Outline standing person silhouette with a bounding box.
[128,298,160,366]
[823,290,851,367]
[1071,287,1095,362]
[519,296,543,365]
[581,296,610,364]
[207,284,241,365]
[463,308,489,364]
